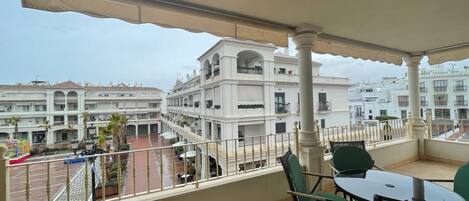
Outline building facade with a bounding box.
[350,65,469,123]
[0,81,163,147]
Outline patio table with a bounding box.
[334,170,464,201]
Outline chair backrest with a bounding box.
[329,140,365,154]
[454,162,469,200]
[331,146,373,173]
[280,149,308,201]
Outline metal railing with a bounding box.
[454,100,468,106]
[454,85,467,92]
[237,66,263,74]
[0,118,412,201]
[429,119,469,141]
[320,119,408,154]
[317,101,331,112]
[2,131,298,201]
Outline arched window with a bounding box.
[204,60,212,79]
[212,54,220,76]
[237,50,263,74]
[54,91,66,111]
[67,91,78,111]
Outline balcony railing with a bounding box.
[454,85,467,92]
[420,100,428,107]
[434,100,448,106]
[455,100,468,106]
[275,103,289,114]
[317,101,331,112]
[237,66,262,74]
[398,101,409,107]
[434,86,447,92]
[54,121,64,125]
[419,87,428,92]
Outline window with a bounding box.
[365,89,373,92]
[401,110,407,119]
[275,93,287,114]
[419,82,427,92]
[369,110,372,114]
[455,95,466,106]
[320,119,326,129]
[398,96,409,107]
[435,109,450,119]
[380,110,387,116]
[277,68,286,74]
[420,96,427,106]
[455,80,466,91]
[275,122,286,133]
[434,94,448,106]
[433,80,447,91]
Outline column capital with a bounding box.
[293,24,321,50]
[404,55,423,67]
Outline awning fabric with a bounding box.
[179,150,196,158]
[22,0,469,65]
[172,141,185,147]
[163,132,177,140]
[21,0,288,47]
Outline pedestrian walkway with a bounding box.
[123,134,185,196]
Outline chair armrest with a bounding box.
[303,172,334,179]
[373,165,384,171]
[426,179,454,183]
[287,190,328,201]
[329,163,339,173]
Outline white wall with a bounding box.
[425,139,469,164]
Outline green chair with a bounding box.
[280,149,346,201]
[330,146,382,174]
[426,162,469,200]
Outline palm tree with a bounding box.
[98,125,112,150]
[8,116,21,139]
[108,113,129,151]
[39,119,51,144]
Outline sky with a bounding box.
[1,1,468,91]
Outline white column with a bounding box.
[135,125,139,136]
[147,124,151,135]
[211,120,215,141]
[292,24,325,181]
[0,145,9,201]
[404,55,426,159]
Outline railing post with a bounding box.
[294,122,299,157]
[0,145,9,201]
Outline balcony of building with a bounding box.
[419,86,428,93]
[433,86,447,92]
[5,116,469,201]
[435,100,448,107]
[317,101,331,112]
[420,100,428,107]
[275,103,290,114]
[237,50,263,75]
[455,100,468,107]
[454,85,467,92]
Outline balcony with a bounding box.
[398,101,409,107]
[434,86,447,92]
[455,100,468,106]
[435,100,448,106]
[317,101,331,112]
[237,66,262,74]
[213,68,220,76]
[5,118,468,201]
[419,87,428,92]
[275,103,289,114]
[454,85,467,92]
[420,100,428,107]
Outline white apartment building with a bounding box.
[163,38,350,174]
[350,65,469,123]
[0,81,163,147]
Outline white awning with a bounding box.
[172,141,185,147]
[163,132,177,140]
[160,131,171,137]
[179,150,196,158]
[22,0,469,65]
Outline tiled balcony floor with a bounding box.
[391,160,459,190]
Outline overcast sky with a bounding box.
[2,1,468,91]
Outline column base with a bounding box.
[299,145,326,190]
[410,117,427,160]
